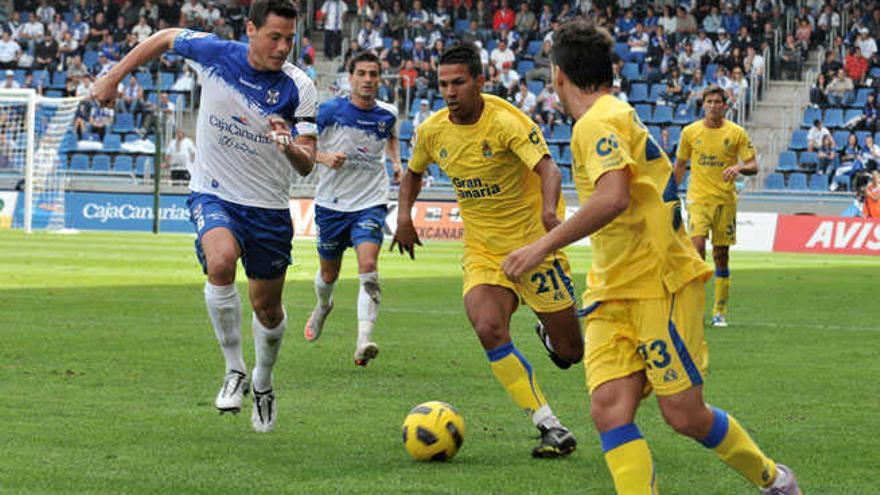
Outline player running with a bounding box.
[92,0,317,433]
[304,50,402,366]
[502,20,801,494]
[675,86,759,327]
[392,43,583,458]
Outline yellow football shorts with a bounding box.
[687,202,737,246]
[584,278,709,397]
[462,250,576,313]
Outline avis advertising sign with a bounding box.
[773,215,880,255]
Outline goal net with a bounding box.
[0,89,80,232]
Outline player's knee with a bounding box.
[358,260,378,274]
[589,396,618,432]
[660,404,706,439]
[712,250,729,268]
[253,305,284,329]
[206,251,237,283]
[472,318,508,347]
[552,333,583,364]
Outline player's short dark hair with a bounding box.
[348,51,381,73]
[249,0,298,28]
[550,19,614,92]
[439,43,482,79]
[702,85,728,104]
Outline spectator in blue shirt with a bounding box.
[721,4,741,35]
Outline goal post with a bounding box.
[0,89,81,233]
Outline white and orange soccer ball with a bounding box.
[401,401,465,461]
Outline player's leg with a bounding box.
[247,275,287,433]
[528,254,583,369]
[239,205,294,433]
[187,193,248,413]
[655,279,801,494]
[465,284,574,458]
[585,303,658,494]
[305,205,350,342]
[687,202,712,260]
[353,241,381,365]
[591,374,658,495]
[710,203,736,327]
[350,205,387,366]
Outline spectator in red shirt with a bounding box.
[492,0,514,32]
[844,46,868,84]
[399,58,417,103]
[863,171,880,218]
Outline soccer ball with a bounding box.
[401,401,465,461]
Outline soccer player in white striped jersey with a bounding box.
[92,0,317,433]
[304,51,402,367]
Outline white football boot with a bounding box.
[251,384,276,433]
[353,342,379,367]
[215,370,248,414]
[304,300,333,342]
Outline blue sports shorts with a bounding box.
[314,204,387,260]
[187,192,293,280]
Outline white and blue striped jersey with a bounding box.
[314,96,397,212]
[172,30,317,209]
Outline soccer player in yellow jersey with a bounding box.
[675,87,759,327]
[503,20,801,494]
[391,43,582,458]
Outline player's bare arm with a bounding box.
[390,169,423,259]
[503,169,630,281]
[533,156,563,232]
[385,134,402,184]
[267,114,315,176]
[92,28,182,106]
[722,157,758,181]
[316,150,347,169]
[674,157,689,185]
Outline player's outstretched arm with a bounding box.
[533,156,563,232]
[92,28,182,107]
[502,169,630,281]
[390,169,423,259]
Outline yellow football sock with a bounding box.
[713,270,730,316]
[487,342,546,418]
[701,407,777,488]
[601,423,658,495]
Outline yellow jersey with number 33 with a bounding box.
[676,120,756,205]
[408,94,562,257]
[571,95,710,303]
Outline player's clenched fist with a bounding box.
[325,151,347,169]
[91,75,118,108]
[502,243,546,283]
[267,115,293,152]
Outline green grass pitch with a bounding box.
[1,230,878,494]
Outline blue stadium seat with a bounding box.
[652,105,673,125]
[560,146,572,166]
[787,172,808,190]
[432,99,445,111]
[648,125,662,144]
[32,69,48,87]
[777,151,799,172]
[824,108,844,128]
[49,71,67,90]
[621,63,641,81]
[635,103,652,123]
[60,132,77,153]
[526,80,543,96]
[789,129,808,151]
[113,113,136,134]
[83,50,99,69]
[844,108,864,125]
[69,153,89,172]
[516,60,534,74]
[159,72,174,91]
[833,130,849,150]
[851,88,872,108]
[103,133,121,152]
[398,120,413,141]
[560,165,573,185]
[57,154,68,169]
[91,154,112,173]
[809,173,828,191]
[855,130,870,147]
[134,156,152,177]
[673,105,695,125]
[44,90,62,97]
[550,124,572,143]
[548,144,560,162]
[114,155,133,174]
[799,151,819,169]
[629,83,648,103]
[668,125,681,143]
[486,39,497,53]
[382,37,392,50]
[614,42,630,61]
[801,107,821,128]
[527,40,542,56]
[648,83,666,102]
[704,64,718,82]
[400,141,411,160]
[454,19,470,33]
[765,172,785,190]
